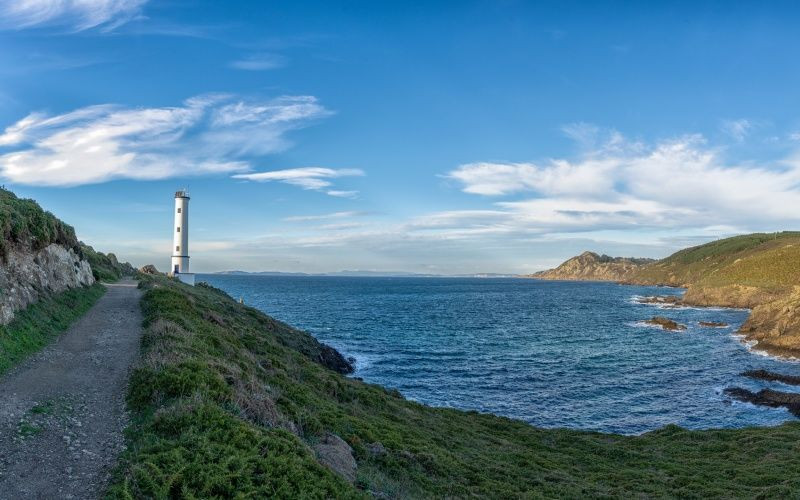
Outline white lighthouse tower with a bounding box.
[170,189,195,285]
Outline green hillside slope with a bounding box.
[108,275,800,498]
[0,188,79,258]
[630,232,800,289]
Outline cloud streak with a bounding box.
[0,94,330,186]
[0,0,148,31]
[233,167,363,197]
[230,53,287,71]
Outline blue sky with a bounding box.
[2,1,800,273]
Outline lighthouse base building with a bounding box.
[170,190,195,286]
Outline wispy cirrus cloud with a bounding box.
[233,167,363,197]
[0,94,330,186]
[230,53,287,71]
[0,0,148,31]
[721,118,755,142]
[284,211,370,222]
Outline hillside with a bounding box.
[529,252,655,281]
[107,274,800,497]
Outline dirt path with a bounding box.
[0,280,142,499]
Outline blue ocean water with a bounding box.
[199,275,800,434]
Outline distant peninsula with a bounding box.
[528,251,655,281]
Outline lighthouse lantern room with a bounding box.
[170,190,195,285]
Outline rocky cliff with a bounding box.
[0,244,95,325]
[0,188,97,325]
[529,251,654,281]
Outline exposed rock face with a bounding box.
[724,387,800,417]
[139,264,160,275]
[644,316,687,331]
[0,244,94,325]
[637,295,682,306]
[530,252,654,282]
[317,345,355,374]
[742,369,800,386]
[699,321,728,328]
[738,287,800,358]
[312,433,357,483]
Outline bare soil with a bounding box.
[0,280,142,499]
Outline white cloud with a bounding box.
[446,131,800,232]
[233,167,362,196]
[230,53,287,71]
[0,0,147,31]
[283,211,369,222]
[0,94,329,186]
[721,119,754,142]
[326,190,359,198]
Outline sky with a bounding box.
[2,1,800,274]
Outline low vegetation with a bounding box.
[630,231,800,289]
[109,275,800,498]
[79,243,136,282]
[0,188,78,260]
[0,284,105,376]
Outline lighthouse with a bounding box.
[170,190,195,285]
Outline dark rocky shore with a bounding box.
[644,316,687,331]
[724,387,800,417]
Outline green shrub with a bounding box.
[0,187,78,260]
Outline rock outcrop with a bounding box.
[724,387,800,417]
[139,264,160,275]
[529,252,654,282]
[312,433,357,483]
[0,244,94,325]
[742,369,800,386]
[644,316,687,331]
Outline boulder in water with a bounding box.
[645,316,687,331]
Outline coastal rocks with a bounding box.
[317,345,355,374]
[312,433,357,483]
[699,321,729,328]
[738,287,800,358]
[0,244,94,325]
[529,252,655,282]
[742,369,800,386]
[139,264,160,275]
[724,387,800,417]
[681,284,778,309]
[644,316,686,331]
[637,295,682,306]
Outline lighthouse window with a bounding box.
[177,208,182,213]
[176,245,180,252]
[177,227,181,232]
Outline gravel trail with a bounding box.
[0,280,142,499]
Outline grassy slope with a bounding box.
[630,232,800,289]
[80,243,136,282]
[109,275,800,498]
[0,188,79,258]
[0,284,105,376]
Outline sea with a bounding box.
[198,275,800,435]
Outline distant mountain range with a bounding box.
[210,270,520,278]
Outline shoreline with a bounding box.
[531,275,800,362]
